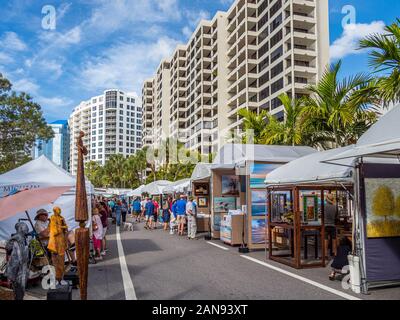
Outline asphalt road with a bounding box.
[80,221,338,300]
[76,220,400,301]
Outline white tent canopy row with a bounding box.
[0,156,94,241]
[212,144,317,170]
[142,180,173,196]
[127,185,146,197]
[162,179,191,194]
[105,188,134,196]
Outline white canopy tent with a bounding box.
[212,144,317,169]
[127,185,145,197]
[264,146,355,186]
[0,155,93,240]
[105,188,134,196]
[191,163,212,182]
[327,104,400,161]
[162,179,191,194]
[142,180,173,196]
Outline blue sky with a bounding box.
[0,0,399,122]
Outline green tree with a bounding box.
[360,18,400,105]
[85,161,105,188]
[261,93,308,146]
[0,73,54,173]
[238,108,269,144]
[372,185,395,221]
[302,61,378,148]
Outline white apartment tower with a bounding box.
[142,0,329,155]
[69,90,142,175]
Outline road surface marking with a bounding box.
[207,241,229,251]
[241,255,361,301]
[116,226,137,300]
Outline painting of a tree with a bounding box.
[372,185,394,221]
[366,180,400,238]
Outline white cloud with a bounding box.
[0,52,13,64]
[330,21,386,60]
[77,36,180,93]
[13,78,40,94]
[36,96,74,109]
[181,10,211,39]
[0,31,27,51]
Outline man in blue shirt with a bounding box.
[144,197,155,230]
[176,195,187,236]
[132,197,142,222]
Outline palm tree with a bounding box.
[302,61,378,148]
[360,18,400,105]
[238,108,269,144]
[103,154,127,188]
[261,93,307,146]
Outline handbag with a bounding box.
[92,217,99,231]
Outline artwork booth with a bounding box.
[210,144,316,250]
[325,105,400,294]
[265,147,355,269]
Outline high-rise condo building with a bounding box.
[69,90,142,175]
[142,0,329,155]
[32,120,70,171]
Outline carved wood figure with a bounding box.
[75,131,89,300]
[47,206,68,283]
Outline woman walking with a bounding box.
[115,200,122,227]
[162,200,172,231]
[92,208,104,261]
[121,199,129,224]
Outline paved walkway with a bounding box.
[78,221,400,300]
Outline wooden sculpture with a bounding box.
[75,131,89,300]
[48,206,68,283]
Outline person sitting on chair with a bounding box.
[34,209,50,247]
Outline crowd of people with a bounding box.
[132,194,198,239]
[90,194,199,261]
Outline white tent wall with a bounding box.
[0,156,93,241]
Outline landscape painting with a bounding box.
[252,219,267,244]
[365,178,400,238]
[214,197,236,213]
[221,175,240,196]
[251,190,268,216]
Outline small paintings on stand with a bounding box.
[194,184,209,196]
[198,197,208,208]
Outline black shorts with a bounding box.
[325,226,337,240]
